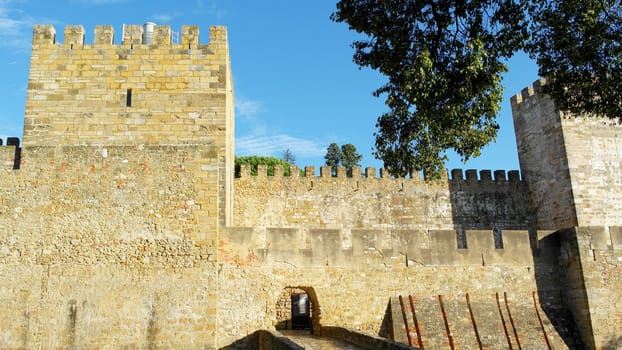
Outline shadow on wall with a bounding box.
[448,169,532,233]
[378,299,394,341]
[450,170,586,348]
[219,329,304,350]
[533,231,584,349]
[604,336,622,350]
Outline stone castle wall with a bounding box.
[511,80,577,230]
[0,23,621,350]
[512,80,622,349]
[25,24,231,147]
[217,226,566,347]
[557,227,622,349]
[233,164,532,232]
[0,145,220,349]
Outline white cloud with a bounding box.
[152,12,182,23]
[193,0,227,20]
[0,15,22,35]
[0,1,27,39]
[236,134,325,158]
[0,1,56,51]
[235,98,262,118]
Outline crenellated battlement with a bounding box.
[509,78,547,107]
[237,164,425,180]
[32,24,227,48]
[233,163,531,232]
[0,137,20,171]
[0,20,618,348]
[221,227,534,267]
[235,164,524,193]
[237,164,522,183]
[23,23,234,172]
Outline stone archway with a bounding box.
[275,286,321,335]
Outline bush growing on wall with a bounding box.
[235,156,292,177]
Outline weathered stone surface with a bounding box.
[0,24,620,350]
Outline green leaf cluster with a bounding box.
[332,0,621,178]
[235,156,292,177]
[324,142,363,176]
[529,0,622,118]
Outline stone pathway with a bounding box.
[280,330,367,350]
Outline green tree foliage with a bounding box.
[332,0,528,177]
[529,0,622,118]
[332,0,621,177]
[324,143,342,175]
[324,143,363,176]
[235,156,292,177]
[340,143,362,176]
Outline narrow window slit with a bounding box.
[457,230,467,249]
[494,228,504,249]
[126,89,132,107]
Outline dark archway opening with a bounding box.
[275,286,321,335]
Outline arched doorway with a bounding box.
[275,286,321,334]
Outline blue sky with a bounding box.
[0,0,540,173]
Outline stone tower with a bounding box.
[512,79,622,348]
[24,24,235,228]
[0,24,234,349]
[512,79,622,230]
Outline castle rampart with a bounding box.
[220,227,533,267]
[0,21,620,349]
[234,164,532,232]
[0,143,220,348]
[216,225,570,347]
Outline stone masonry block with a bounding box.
[609,226,622,250]
[123,24,143,45]
[266,228,302,265]
[33,24,56,45]
[310,229,342,266]
[351,229,382,256]
[64,25,85,46]
[585,226,610,250]
[182,25,199,47]
[154,25,171,45]
[467,230,497,265]
[94,25,114,45]
[429,230,466,265]
[491,230,532,265]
